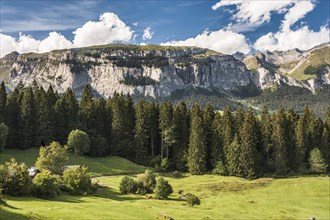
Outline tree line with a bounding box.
[0,81,329,179]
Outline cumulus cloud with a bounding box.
[212,0,294,25]
[254,26,329,51]
[0,12,134,58]
[162,29,250,54]
[142,27,154,40]
[73,12,134,47]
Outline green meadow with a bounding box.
[0,149,329,220]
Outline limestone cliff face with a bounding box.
[1,43,329,98]
[0,45,251,98]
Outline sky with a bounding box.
[0,0,329,58]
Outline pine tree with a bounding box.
[172,101,189,170]
[159,102,173,159]
[202,103,215,170]
[259,106,274,170]
[272,109,290,174]
[295,115,309,169]
[80,85,93,130]
[20,87,37,148]
[211,112,224,168]
[239,110,259,179]
[221,107,235,166]
[5,87,22,148]
[134,100,150,164]
[148,101,160,158]
[0,82,7,123]
[187,104,206,174]
[226,135,242,176]
[36,87,56,146]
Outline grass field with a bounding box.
[0,148,147,176]
[0,150,329,220]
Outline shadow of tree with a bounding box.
[93,187,143,202]
[0,207,28,220]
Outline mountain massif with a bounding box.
[0,43,329,113]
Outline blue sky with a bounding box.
[0,0,329,57]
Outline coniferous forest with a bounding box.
[0,81,329,179]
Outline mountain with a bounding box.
[0,43,329,114]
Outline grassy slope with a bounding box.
[0,148,147,176]
[0,149,329,220]
[1,174,329,220]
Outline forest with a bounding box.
[0,81,329,179]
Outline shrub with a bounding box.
[32,170,61,199]
[119,176,137,194]
[35,141,67,175]
[62,166,94,195]
[309,148,328,173]
[212,161,228,176]
[136,169,156,195]
[172,171,181,178]
[161,158,170,171]
[67,129,91,156]
[186,194,201,207]
[0,159,32,196]
[154,177,173,199]
[149,156,162,168]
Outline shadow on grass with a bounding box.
[0,207,28,220]
[263,172,329,180]
[93,187,144,202]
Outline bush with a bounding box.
[67,129,91,156]
[309,148,328,173]
[149,156,162,168]
[0,159,32,196]
[212,161,228,176]
[172,171,181,178]
[136,169,156,195]
[186,194,201,207]
[161,158,170,171]
[35,141,67,175]
[154,177,173,199]
[32,170,61,199]
[119,176,137,194]
[62,166,94,195]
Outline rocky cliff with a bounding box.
[0,43,329,98]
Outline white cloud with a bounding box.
[254,26,330,51]
[281,1,315,31]
[73,12,134,47]
[133,22,138,26]
[0,12,134,58]
[142,27,154,40]
[39,32,73,53]
[162,29,250,54]
[212,0,294,25]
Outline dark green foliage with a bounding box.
[120,75,157,86]
[32,170,60,199]
[62,166,94,195]
[136,169,156,195]
[304,64,329,76]
[309,148,328,173]
[202,104,214,170]
[212,161,228,176]
[187,104,207,174]
[119,176,138,194]
[159,102,174,159]
[0,82,6,122]
[226,136,243,177]
[0,159,32,196]
[35,141,68,175]
[186,194,201,207]
[154,177,173,199]
[89,135,109,157]
[0,123,9,151]
[67,129,91,156]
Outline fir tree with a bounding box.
[187,104,206,174]
[0,82,7,123]
[202,103,215,170]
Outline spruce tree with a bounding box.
[20,87,37,148]
[148,101,160,158]
[134,100,150,164]
[202,103,215,170]
[0,82,7,123]
[159,102,173,159]
[272,109,290,174]
[187,104,206,174]
[172,101,189,170]
[221,107,235,166]
[211,112,224,168]
[226,135,243,176]
[259,106,273,170]
[239,110,259,179]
